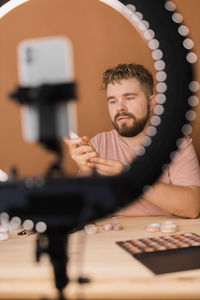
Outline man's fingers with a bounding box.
[82,151,97,161]
[87,162,111,175]
[95,166,113,176]
[82,136,89,142]
[73,145,96,156]
[74,151,97,164]
[88,158,124,176]
[90,157,109,165]
[64,137,81,148]
[90,157,120,168]
[64,136,91,152]
[88,162,111,173]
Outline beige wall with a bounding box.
[0,0,199,176]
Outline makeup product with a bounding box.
[0,227,9,241]
[145,223,160,232]
[111,216,123,230]
[18,230,28,236]
[69,131,79,139]
[0,227,9,234]
[0,233,9,241]
[84,224,97,234]
[103,223,113,231]
[113,223,123,231]
[17,229,35,236]
[0,212,10,228]
[160,221,177,233]
[117,232,200,274]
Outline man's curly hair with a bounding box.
[102,63,154,98]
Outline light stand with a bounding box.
[10,82,77,300]
[36,233,68,300]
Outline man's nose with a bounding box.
[116,101,127,112]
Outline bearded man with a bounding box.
[65,63,200,218]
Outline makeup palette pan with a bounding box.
[116,233,200,274]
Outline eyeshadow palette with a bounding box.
[116,233,200,274]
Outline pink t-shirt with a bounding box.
[91,129,200,216]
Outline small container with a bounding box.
[145,223,160,232]
[0,232,9,241]
[160,221,177,233]
[0,226,9,234]
[103,223,113,231]
[84,224,97,234]
[113,223,123,231]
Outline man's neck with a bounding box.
[120,130,146,149]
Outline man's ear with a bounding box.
[149,94,156,109]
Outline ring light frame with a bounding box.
[110,0,197,202]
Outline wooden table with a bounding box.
[1,216,200,299]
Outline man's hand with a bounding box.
[64,136,98,175]
[88,157,124,176]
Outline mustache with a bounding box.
[114,112,136,122]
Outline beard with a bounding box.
[112,103,150,138]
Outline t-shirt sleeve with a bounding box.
[90,135,100,154]
[169,137,200,186]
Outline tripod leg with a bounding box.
[37,233,69,300]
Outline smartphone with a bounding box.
[17,36,78,142]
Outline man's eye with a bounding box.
[127,97,134,101]
[109,100,116,104]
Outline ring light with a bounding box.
[0,0,199,298]
[0,0,198,230]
